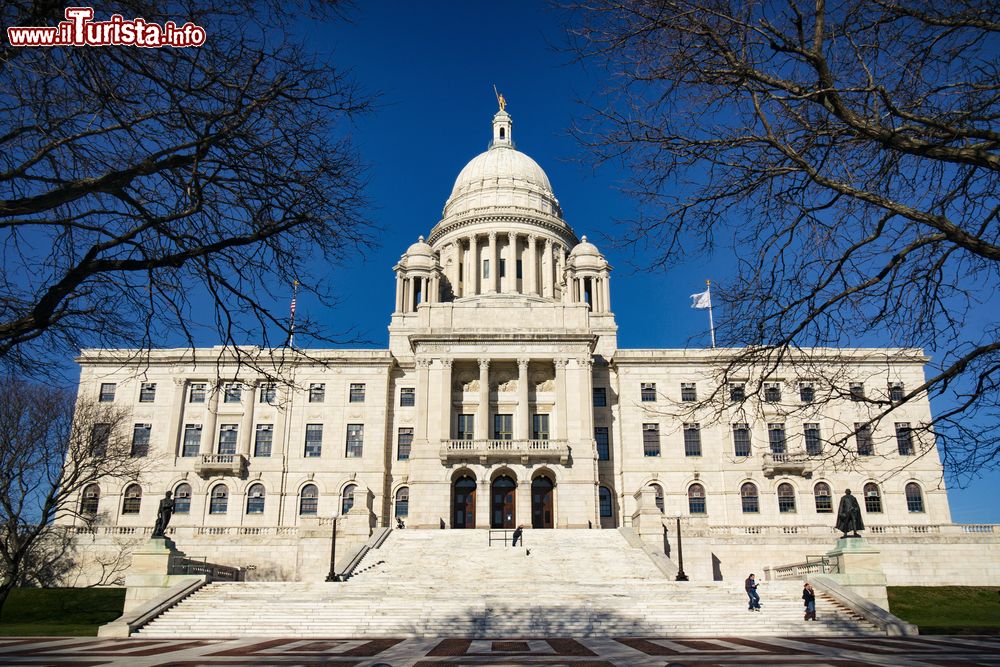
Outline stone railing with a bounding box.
[168,555,243,581]
[768,555,841,580]
[195,453,247,477]
[762,451,813,478]
[440,439,570,464]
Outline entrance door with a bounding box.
[453,477,477,529]
[531,476,554,529]
[491,476,516,528]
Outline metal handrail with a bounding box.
[488,528,524,547]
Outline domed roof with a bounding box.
[569,236,601,257]
[449,147,553,201]
[406,236,435,257]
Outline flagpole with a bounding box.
[706,279,716,349]
[289,279,299,348]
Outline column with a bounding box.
[201,383,220,455]
[563,272,573,304]
[554,359,568,441]
[167,378,187,458]
[476,478,490,528]
[415,358,432,441]
[430,275,439,304]
[448,243,460,297]
[487,232,497,293]
[526,235,538,296]
[517,358,530,440]
[469,235,480,296]
[543,239,553,298]
[238,382,256,456]
[593,277,601,312]
[602,275,611,312]
[505,232,517,293]
[394,274,403,312]
[440,358,453,441]
[476,358,490,440]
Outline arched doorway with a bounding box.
[452,475,477,528]
[491,475,516,528]
[531,475,555,529]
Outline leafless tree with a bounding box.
[0,379,143,609]
[567,1,1000,479]
[0,1,373,380]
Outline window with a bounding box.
[889,382,905,403]
[516,259,523,279]
[190,383,207,403]
[642,423,661,457]
[80,484,100,515]
[299,484,318,516]
[259,383,276,404]
[90,423,110,457]
[122,484,142,514]
[640,382,657,402]
[397,427,413,460]
[309,383,326,403]
[864,483,882,513]
[814,482,833,513]
[595,427,610,461]
[532,414,549,440]
[400,387,415,407]
[341,484,357,514]
[593,387,607,407]
[856,423,874,456]
[732,423,751,457]
[345,423,363,457]
[683,423,702,456]
[896,422,914,455]
[174,483,191,514]
[804,423,822,456]
[246,483,265,515]
[209,485,229,514]
[182,424,202,457]
[499,258,506,278]
[679,382,697,402]
[130,424,151,457]
[394,487,409,517]
[254,424,273,457]
[482,259,490,279]
[799,382,815,403]
[456,414,474,440]
[224,383,242,403]
[741,483,759,513]
[764,383,781,402]
[905,482,925,513]
[349,383,366,403]
[777,482,796,513]
[599,486,613,517]
[688,483,706,514]
[849,382,865,401]
[650,483,664,512]
[304,424,323,458]
[139,382,156,403]
[98,382,116,402]
[729,383,746,402]
[217,425,238,455]
[493,414,513,440]
[767,423,786,454]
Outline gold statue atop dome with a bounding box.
[493,84,507,112]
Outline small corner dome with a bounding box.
[570,236,601,257]
[406,236,435,258]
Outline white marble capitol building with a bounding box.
[66,106,998,587]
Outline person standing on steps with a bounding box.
[802,582,817,621]
[511,525,523,547]
[745,573,761,611]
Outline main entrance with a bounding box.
[491,475,516,528]
[452,476,476,529]
[531,475,554,529]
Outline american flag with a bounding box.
[290,280,299,318]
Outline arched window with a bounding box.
[246,483,265,515]
[688,484,706,514]
[740,482,759,513]
[599,486,613,517]
[863,482,882,513]
[777,482,796,513]
[173,483,192,514]
[500,127,505,139]
[80,484,100,515]
[905,482,925,513]
[814,482,833,513]
[649,483,664,512]
[209,484,229,514]
[341,484,357,515]
[299,484,318,516]
[121,484,141,514]
[394,487,409,517]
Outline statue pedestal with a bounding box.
[122,537,191,613]
[824,537,889,609]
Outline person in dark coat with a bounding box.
[745,573,761,611]
[836,489,865,537]
[511,525,523,547]
[802,582,817,621]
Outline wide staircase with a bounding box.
[137,529,882,637]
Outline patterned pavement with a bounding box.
[1,635,999,666]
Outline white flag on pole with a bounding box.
[690,289,712,309]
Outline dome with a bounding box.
[569,236,600,257]
[405,236,435,257]
[449,148,553,201]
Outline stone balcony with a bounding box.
[762,451,813,478]
[195,453,247,477]
[439,439,570,465]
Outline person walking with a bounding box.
[745,573,761,611]
[802,582,817,621]
[511,525,523,547]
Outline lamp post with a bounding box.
[325,512,341,582]
[674,513,688,581]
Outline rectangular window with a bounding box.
[218,424,238,455]
[99,382,116,402]
[482,259,490,278]
[856,423,874,456]
[532,414,550,440]
[681,383,697,402]
[259,383,276,404]
[799,382,815,403]
[804,423,822,455]
[254,424,273,457]
[349,383,366,403]
[595,427,610,461]
[224,383,242,404]
[889,382,905,403]
[764,383,781,403]
[640,382,657,402]
[849,382,865,401]
[683,423,702,456]
[397,427,413,461]
[499,258,506,278]
[309,383,326,403]
[516,259,522,279]
[304,424,324,458]
[345,423,363,458]
[189,383,207,403]
[599,490,612,517]
[456,414,474,440]
[733,423,751,457]
[593,387,607,407]
[493,414,513,440]
[130,424,151,457]
[642,423,660,457]
[400,387,415,407]
[182,424,201,457]
[729,383,745,402]
[139,382,156,403]
[895,422,914,455]
[767,423,786,454]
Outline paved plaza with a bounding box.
[1,635,999,666]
